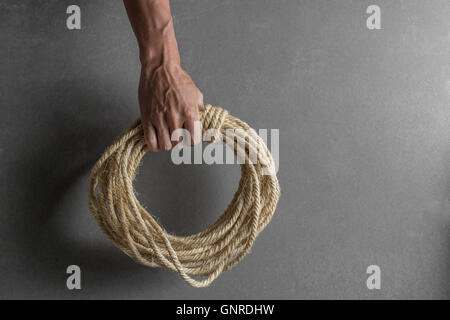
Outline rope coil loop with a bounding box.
[88,104,280,287]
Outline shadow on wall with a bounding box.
[7,78,148,291]
[7,76,224,294]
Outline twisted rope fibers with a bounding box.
[88,105,280,287]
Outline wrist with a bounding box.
[138,16,180,66]
[139,42,180,67]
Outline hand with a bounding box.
[139,62,204,151]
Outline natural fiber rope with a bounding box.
[88,104,280,287]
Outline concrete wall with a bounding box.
[1,0,450,299]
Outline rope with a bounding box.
[88,104,280,287]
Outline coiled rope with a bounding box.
[88,105,280,287]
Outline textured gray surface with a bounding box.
[1,0,450,299]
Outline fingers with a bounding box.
[166,112,184,146]
[153,113,172,151]
[146,112,201,151]
[143,122,158,152]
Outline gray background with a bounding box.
[1,0,450,299]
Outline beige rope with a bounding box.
[88,104,280,287]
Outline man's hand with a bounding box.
[139,62,204,151]
[124,0,203,151]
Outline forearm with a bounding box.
[123,0,203,151]
[123,0,180,66]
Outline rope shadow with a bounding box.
[8,79,232,295]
